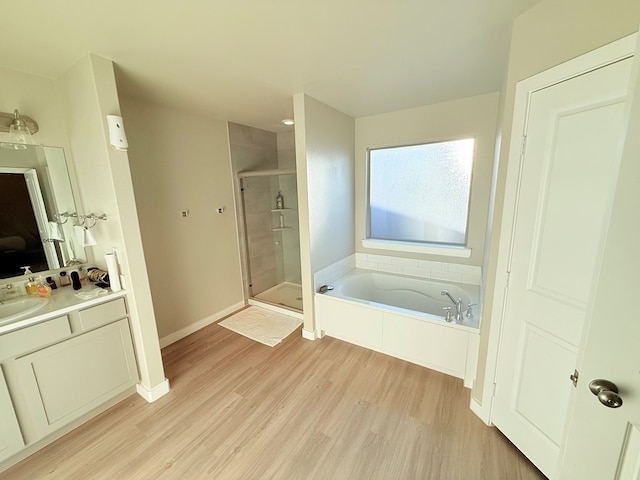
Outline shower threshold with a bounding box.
[250,282,303,319]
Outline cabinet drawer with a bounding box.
[0,316,71,360]
[79,298,127,331]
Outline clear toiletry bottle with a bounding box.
[36,277,52,298]
[59,271,71,287]
[276,191,284,209]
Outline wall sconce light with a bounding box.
[107,115,128,151]
[0,109,39,149]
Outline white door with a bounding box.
[492,38,635,478]
[557,34,640,480]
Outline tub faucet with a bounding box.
[441,290,464,322]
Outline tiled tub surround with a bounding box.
[314,253,482,291]
[313,254,481,387]
[356,253,482,285]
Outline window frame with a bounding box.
[364,137,475,257]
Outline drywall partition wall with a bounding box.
[472,0,640,415]
[56,54,168,400]
[121,97,244,345]
[354,93,500,267]
[302,97,355,272]
[294,93,355,337]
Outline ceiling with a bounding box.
[3,0,540,132]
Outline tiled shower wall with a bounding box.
[228,123,301,297]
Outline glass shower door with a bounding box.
[239,171,302,312]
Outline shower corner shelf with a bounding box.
[270,208,293,212]
[272,227,293,232]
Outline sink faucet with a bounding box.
[0,284,13,304]
[441,290,464,322]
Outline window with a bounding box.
[367,138,474,247]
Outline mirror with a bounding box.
[0,143,84,279]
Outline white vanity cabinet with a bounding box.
[0,293,139,462]
[0,369,23,463]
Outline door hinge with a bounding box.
[521,135,527,157]
[570,369,579,387]
[492,382,497,397]
[505,270,511,288]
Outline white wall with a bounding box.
[120,96,245,344]
[56,54,167,396]
[0,68,70,149]
[473,0,640,409]
[294,94,355,335]
[354,93,500,267]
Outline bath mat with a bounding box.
[219,306,302,347]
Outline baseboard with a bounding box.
[470,397,492,425]
[159,301,246,348]
[301,328,318,340]
[136,378,170,403]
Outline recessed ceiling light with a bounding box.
[281,119,294,126]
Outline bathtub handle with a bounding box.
[466,303,477,319]
[318,285,334,294]
[442,306,453,322]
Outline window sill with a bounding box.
[361,239,472,258]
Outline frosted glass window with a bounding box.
[368,138,474,245]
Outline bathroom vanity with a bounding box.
[0,288,138,466]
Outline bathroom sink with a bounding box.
[0,296,50,325]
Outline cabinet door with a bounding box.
[0,369,23,463]
[12,319,138,443]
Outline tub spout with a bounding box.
[441,290,464,322]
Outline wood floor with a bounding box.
[1,320,546,479]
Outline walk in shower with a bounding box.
[228,122,302,316]
[238,170,302,312]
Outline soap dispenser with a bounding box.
[275,191,284,209]
[26,277,38,295]
[21,266,38,295]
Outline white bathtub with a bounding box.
[315,269,480,386]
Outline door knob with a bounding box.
[589,379,623,408]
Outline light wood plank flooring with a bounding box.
[1,320,546,479]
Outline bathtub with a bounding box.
[315,269,480,386]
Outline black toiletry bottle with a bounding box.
[46,276,57,290]
[59,271,71,287]
[70,271,82,290]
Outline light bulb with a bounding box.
[8,110,35,147]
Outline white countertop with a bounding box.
[0,286,126,335]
